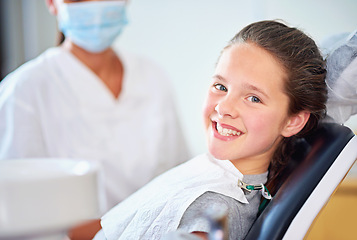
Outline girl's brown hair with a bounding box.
[227,20,327,195]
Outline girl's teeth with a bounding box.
[216,124,241,136]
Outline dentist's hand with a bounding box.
[67,219,101,240]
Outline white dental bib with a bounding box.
[100,153,248,240]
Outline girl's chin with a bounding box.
[208,147,231,160]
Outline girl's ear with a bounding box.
[46,0,58,16]
[281,111,310,137]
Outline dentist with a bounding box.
[0,0,189,238]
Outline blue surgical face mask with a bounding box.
[57,1,128,53]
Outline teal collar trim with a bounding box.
[238,179,272,200]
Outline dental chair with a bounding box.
[244,122,357,240]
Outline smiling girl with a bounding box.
[94,20,327,240]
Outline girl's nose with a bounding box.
[214,98,239,119]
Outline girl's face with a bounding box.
[203,43,294,174]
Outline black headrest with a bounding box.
[244,122,355,240]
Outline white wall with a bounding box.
[3,0,357,156]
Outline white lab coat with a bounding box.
[0,47,190,211]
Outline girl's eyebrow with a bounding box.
[242,82,269,100]
[212,74,226,82]
[213,74,269,99]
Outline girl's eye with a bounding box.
[213,83,227,92]
[247,96,261,103]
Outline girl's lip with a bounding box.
[211,121,242,141]
[215,121,240,132]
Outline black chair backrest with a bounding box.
[244,122,355,240]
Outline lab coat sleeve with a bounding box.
[154,77,192,176]
[163,95,191,169]
[129,52,192,176]
[0,77,47,160]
